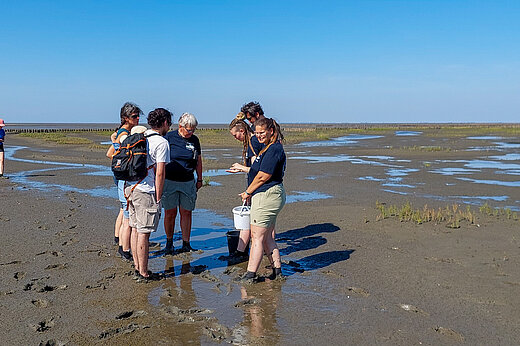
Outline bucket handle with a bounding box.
[239,200,249,216]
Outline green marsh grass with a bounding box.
[377,201,518,228]
[376,201,476,228]
[19,132,93,145]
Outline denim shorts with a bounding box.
[117,180,129,219]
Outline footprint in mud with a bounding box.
[14,271,26,280]
[203,322,231,341]
[98,323,150,339]
[1,260,22,266]
[161,306,213,323]
[322,269,345,278]
[398,303,429,316]
[45,263,68,270]
[32,299,50,308]
[29,317,56,332]
[24,280,67,293]
[344,286,370,298]
[86,273,116,290]
[115,310,147,320]
[61,239,79,247]
[434,326,465,342]
[234,298,261,308]
[213,282,233,295]
[199,270,220,283]
[39,339,66,346]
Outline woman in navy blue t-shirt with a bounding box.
[239,117,286,281]
[227,113,264,260]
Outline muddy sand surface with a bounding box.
[1,130,519,345]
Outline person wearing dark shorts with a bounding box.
[159,112,203,255]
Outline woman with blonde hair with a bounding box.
[227,112,264,261]
[238,117,286,281]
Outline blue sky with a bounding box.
[1,1,519,124]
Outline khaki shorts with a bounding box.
[250,184,286,228]
[125,187,161,234]
[162,179,197,211]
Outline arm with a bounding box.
[106,145,116,158]
[239,171,272,201]
[155,162,166,203]
[195,155,203,190]
[227,162,250,173]
[105,131,118,158]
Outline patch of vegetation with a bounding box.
[19,132,93,145]
[376,201,476,228]
[400,145,451,152]
[202,176,211,186]
[425,126,520,138]
[479,202,518,220]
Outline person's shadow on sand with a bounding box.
[277,223,339,255]
[276,223,354,275]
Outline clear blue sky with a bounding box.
[1,1,519,124]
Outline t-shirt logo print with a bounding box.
[186,143,196,159]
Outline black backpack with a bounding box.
[111,132,159,181]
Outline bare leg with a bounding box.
[164,207,177,241]
[179,207,192,242]
[237,229,251,252]
[263,226,280,268]
[130,227,139,272]
[137,232,151,277]
[0,152,4,175]
[247,224,270,273]
[120,218,131,252]
[115,209,123,241]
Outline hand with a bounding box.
[239,191,251,202]
[110,131,117,142]
[196,180,203,191]
[228,163,246,173]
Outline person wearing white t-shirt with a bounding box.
[125,108,172,281]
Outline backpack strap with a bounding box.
[123,131,160,210]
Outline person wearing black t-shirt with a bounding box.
[227,114,264,261]
[238,118,286,281]
[159,113,203,254]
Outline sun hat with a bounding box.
[119,125,148,143]
[0,119,5,127]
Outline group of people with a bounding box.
[108,101,286,283]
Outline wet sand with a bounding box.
[1,130,519,345]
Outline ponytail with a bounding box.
[229,114,253,165]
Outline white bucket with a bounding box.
[232,205,251,230]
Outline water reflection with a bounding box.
[286,191,332,203]
[395,131,422,136]
[297,134,383,147]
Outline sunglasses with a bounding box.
[184,127,196,133]
[128,114,140,119]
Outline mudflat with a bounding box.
[1,128,519,345]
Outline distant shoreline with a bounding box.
[5,122,520,133]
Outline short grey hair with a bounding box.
[178,112,198,128]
